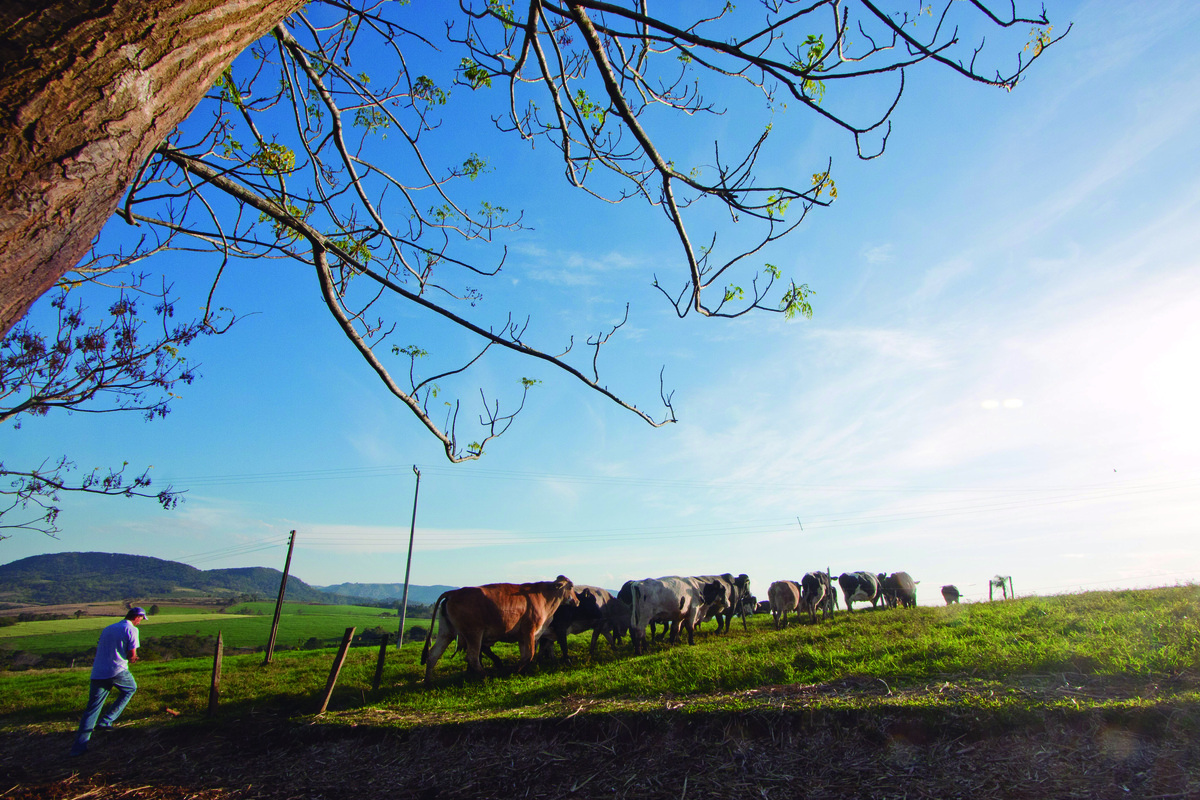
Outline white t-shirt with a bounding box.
[91,619,140,679]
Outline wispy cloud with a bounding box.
[518,246,646,287]
[862,243,894,264]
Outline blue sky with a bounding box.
[4,1,1200,604]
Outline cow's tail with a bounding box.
[420,592,448,665]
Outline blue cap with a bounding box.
[129,607,148,619]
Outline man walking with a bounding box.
[69,607,147,756]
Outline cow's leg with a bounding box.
[682,617,696,646]
[556,628,572,664]
[423,628,456,685]
[515,631,536,674]
[464,631,487,678]
[480,643,503,670]
[537,635,555,663]
[590,625,615,657]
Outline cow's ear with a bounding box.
[555,575,571,588]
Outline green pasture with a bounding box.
[1,585,1198,731]
[0,602,416,655]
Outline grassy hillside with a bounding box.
[2,585,1197,725]
[3,586,1198,799]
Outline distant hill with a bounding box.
[317,582,457,606]
[0,552,342,606]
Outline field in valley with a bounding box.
[0,601,419,662]
[1,585,1198,798]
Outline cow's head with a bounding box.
[553,575,577,605]
[575,587,603,619]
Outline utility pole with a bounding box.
[396,466,421,649]
[263,530,296,665]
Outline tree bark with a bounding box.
[0,0,306,336]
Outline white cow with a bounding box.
[628,576,721,654]
[768,580,802,629]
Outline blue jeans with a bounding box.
[70,670,137,755]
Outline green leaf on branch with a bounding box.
[1025,25,1053,57]
[766,192,791,219]
[811,171,837,200]
[330,235,372,265]
[462,154,491,180]
[251,142,296,175]
[487,0,516,28]
[460,60,493,90]
[573,89,607,127]
[414,75,448,105]
[354,106,390,136]
[215,68,245,110]
[780,282,814,320]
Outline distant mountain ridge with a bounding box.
[316,582,457,606]
[0,552,449,607]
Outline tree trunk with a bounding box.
[0,0,306,336]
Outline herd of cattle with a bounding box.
[420,571,967,684]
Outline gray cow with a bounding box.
[880,571,918,608]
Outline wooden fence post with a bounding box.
[372,633,389,691]
[208,631,223,717]
[316,626,356,714]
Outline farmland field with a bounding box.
[0,602,417,656]
[2,586,1199,799]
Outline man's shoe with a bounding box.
[69,744,87,757]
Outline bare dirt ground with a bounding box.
[3,684,1198,800]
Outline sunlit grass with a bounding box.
[2,585,1197,733]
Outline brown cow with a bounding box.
[421,576,575,684]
